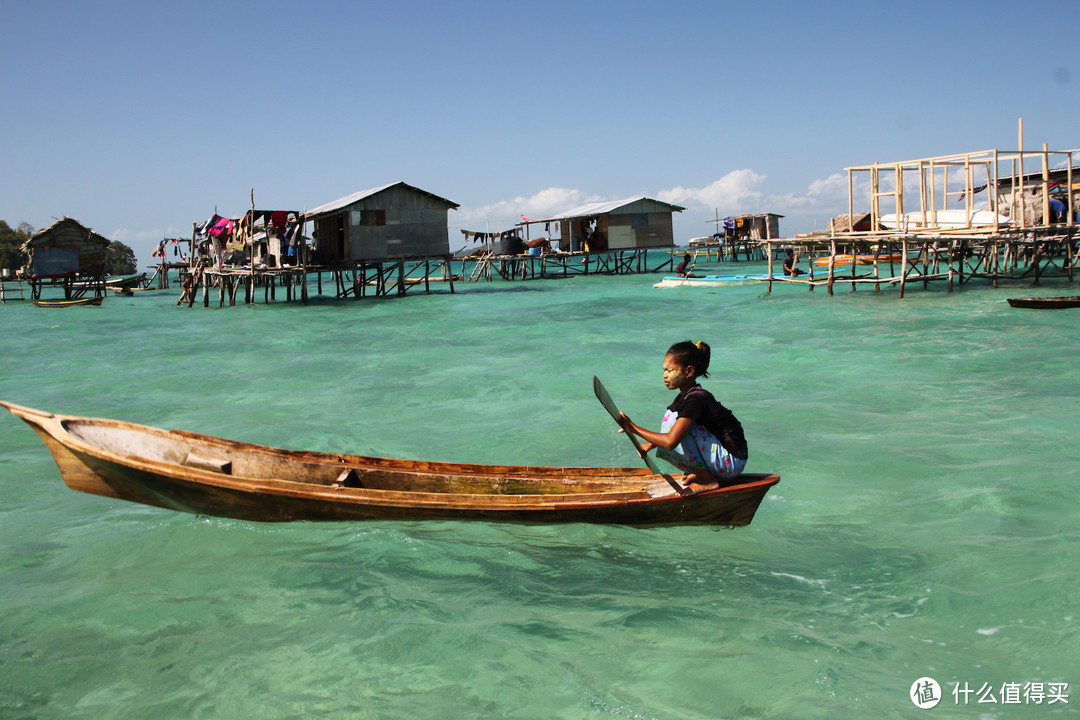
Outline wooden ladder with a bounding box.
[0,277,26,303]
[469,255,491,281]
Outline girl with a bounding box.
[620,341,748,494]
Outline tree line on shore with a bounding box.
[0,220,137,275]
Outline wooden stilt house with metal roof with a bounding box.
[524,196,685,253]
[305,181,459,264]
[20,217,110,300]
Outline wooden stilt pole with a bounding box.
[827,238,837,296]
[765,241,774,294]
[899,239,909,299]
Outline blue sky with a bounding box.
[3,0,1079,266]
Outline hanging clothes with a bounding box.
[271,211,288,236]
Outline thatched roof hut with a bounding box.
[825,212,874,233]
[21,217,109,278]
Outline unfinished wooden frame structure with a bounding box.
[848,144,1074,234]
[761,135,1080,297]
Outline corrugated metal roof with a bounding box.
[305,181,459,217]
[537,196,685,222]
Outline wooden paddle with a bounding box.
[592,376,684,493]
[676,258,697,286]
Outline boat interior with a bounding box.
[62,419,674,497]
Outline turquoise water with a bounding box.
[1,258,1078,719]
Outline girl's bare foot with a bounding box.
[681,473,721,494]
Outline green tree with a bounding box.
[0,220,33,273]
[105,240,137,275]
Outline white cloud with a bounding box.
[766,172,853,210]
[451,169,873,243]
[662,170,880,237]
[657,169,768,210]
[455,187,603,230]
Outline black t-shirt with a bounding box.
[667,384,748,460]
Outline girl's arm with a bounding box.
[619,412,695,451]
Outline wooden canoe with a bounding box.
[33,297,103,308]
[813,254,905,267]
[2,401,780,526]
[1006,296,1080,309]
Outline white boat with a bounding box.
[878,209,1011,230]
[653,274,769,288]
[687,235,719,248]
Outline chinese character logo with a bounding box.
[911,677,942,709]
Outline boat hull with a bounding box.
[1006,296,1080,309]
[813,254,905,268]
[33,297,103,308]
[653,274,768,288]
[878,209,1011,230]
[3,402,779,526]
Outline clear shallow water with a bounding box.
[1,258,1078,719]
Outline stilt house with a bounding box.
[723,213,782,242]
[20,217,109,299]
[305,182,459,264]
[531,197,684,252]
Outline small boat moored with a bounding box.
[813,254,905,268]
[653,274,768,288]
[878,209,1011,230]
[33,297,104,308]
[1006,295,1080,309]
[2,402,780,526]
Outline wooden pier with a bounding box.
[175,248,673,307]
[321,258,456,299]
[761,227,1078,297]
[176,258,459,307]
[676,243,765,263]
[759,139,1080,297]
[461,248,672,282]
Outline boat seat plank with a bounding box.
[334,468,363,488]
[183,452,232,474]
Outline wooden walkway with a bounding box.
[675,243,765,263]
[760,226,1079,297]
[176,258,458,307]
[178,266,310,307]
[174,249,673,307]
[759,139,1080,297]
[461,248,673,282]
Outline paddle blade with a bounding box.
[593,376,622,424]
[592,376,667,478]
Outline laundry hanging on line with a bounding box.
[460,229,520,243]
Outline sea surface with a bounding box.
[1,257,1078,719]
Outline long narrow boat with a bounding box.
[652,273,809,288]
[878,209,1011,230]
[1006,295,1080,309]
[72,273,147,291]
[33,297,103,308]
[653,274,768,288]
[2,402,780,526]
[813,254,905,267]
